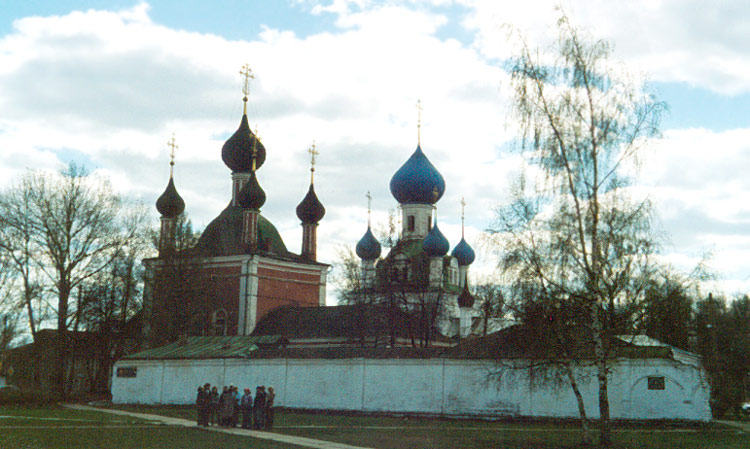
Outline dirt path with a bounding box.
[63,404,375,449]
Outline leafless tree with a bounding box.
[145,215,209,347]
[493,13,665,445]
[0,163,147,395]
[0,175,47,340]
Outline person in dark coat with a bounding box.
[231,386,241,427]
[218,386,232,427]
[195,386,204,426]
[209,386,219,426]
[240,388,253,429]
[264,386,275,430]
[252,386,266,430]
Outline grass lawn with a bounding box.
[0,404,307,449]
[108,404,749,449]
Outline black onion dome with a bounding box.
[155,177,185,218]
[221,114,267,172]
[296,183,325,224]
[422,222,449,257]
[457,282,475,308]
[389,145,446,204]
[451,237,476,266]
[237,171,266,210]
[356,226,381,261]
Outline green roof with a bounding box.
[196,204,289,257]
[123,335,285,360]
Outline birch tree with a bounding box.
[495,14,665,446]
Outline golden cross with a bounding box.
[366,191,372,226]
[416,99,422,146]
[167,133,178,176]
[461,197,467,238]
[240,64,254,114]
[308,141,319,183]
[240,64,254,97]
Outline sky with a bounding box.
[1,0,749,304]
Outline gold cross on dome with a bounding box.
[167,133,178,176]
[308,141,319,182]
[416,99,423,145]
[366,191,372,226]
[240,64,254,97]
[461,197,467,238]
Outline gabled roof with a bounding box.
[123,335,287,360]
[441,325,684,360]
[251,304,409,340]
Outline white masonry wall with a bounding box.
[111,357,711,421]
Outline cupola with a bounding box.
[452,238,476,266]
[356,226,381,261]
[156,177,185,218]
[222,65,266,173]
[237,171,266,210]
[422,218,449,257]
[457,282,475,308]
[389,145,445,205]
[296,184,325,224]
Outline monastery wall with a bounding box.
[112,357,711,421]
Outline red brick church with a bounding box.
[144,69,327,340]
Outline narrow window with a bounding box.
[213,309,228,336]
[407,215,415,232]
[427,218,432,231]
[647,376,665,390]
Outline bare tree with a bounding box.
[0,249,23,351]
[145,215,209,346]
[494,13,665,445]
[0,175,46,340]
[77,208,150,392]
[0,163,146,395]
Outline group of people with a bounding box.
[195,383,275,430]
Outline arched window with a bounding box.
[407,215,415,232]
[212,309,228,336]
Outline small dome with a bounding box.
[457,282,475,308]
[356,226,381,261]
[237,172,266,210]
[452,238,476,266]
[296,183,325,224]
[422,221,449,257]
[221,114,266,172]
[155,177,185,218]
[389,145,445,204]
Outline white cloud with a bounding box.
[462,0,750,94]
[1,0,749,302]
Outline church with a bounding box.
[144,71,478,345]
[143,67,328,341]
[121,71,711,422]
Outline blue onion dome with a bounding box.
[155,177,185,218]
[221,114,266,172]
[422,221,449,257]
[452,237,476,266]
[389,145,446,204]
[296,183,325,224]
[237,171,266,210]
[356,226,381,261]
[457,282,475,308]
